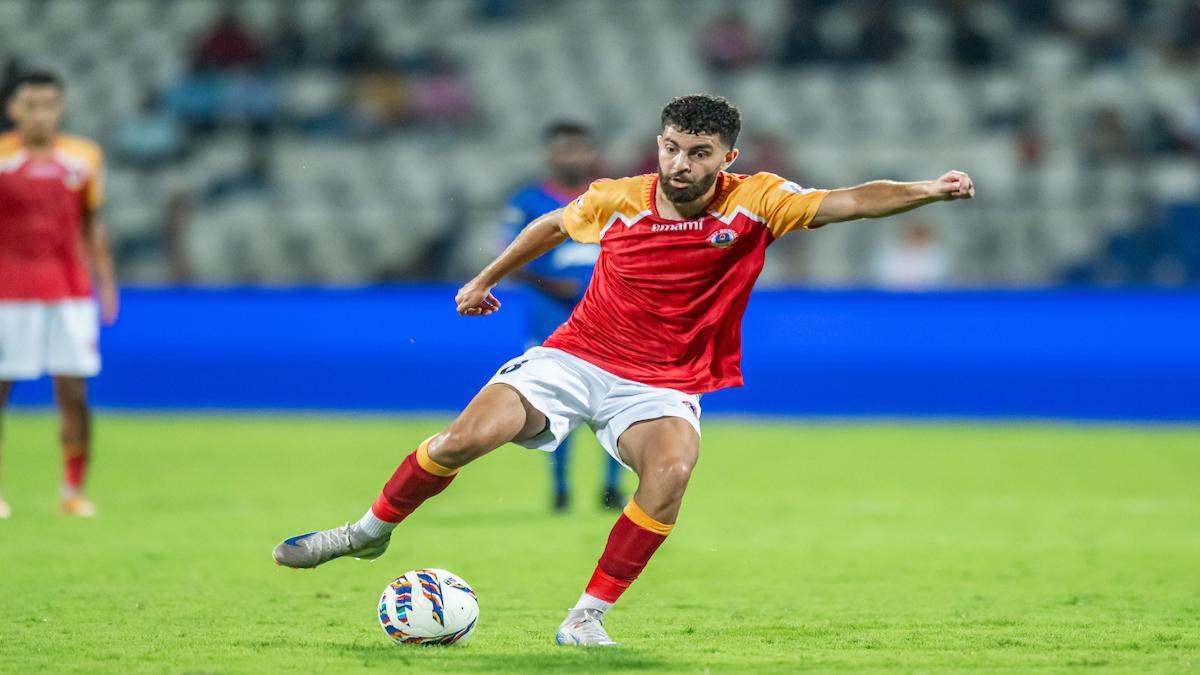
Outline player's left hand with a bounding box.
[928,170,975,201]
[455,280,501,317]
[100,283,119,326]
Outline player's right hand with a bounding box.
[455,280,501,316]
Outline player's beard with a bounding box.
[659,167,719,204]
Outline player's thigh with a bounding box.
[0,302,48,381]
[617,416,700,482]
[430,383,547,466]
[44,300,100,378]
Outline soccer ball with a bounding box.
[378,568,479,646]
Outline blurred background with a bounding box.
[2,0,1198,418]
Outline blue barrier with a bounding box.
[8,286,1199,420]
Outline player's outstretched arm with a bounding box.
[811,170,975,227]
[455,208,570,316]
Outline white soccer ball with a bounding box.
[378,568,479,646]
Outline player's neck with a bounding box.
[654,183,717,220]
[19,131,57,156]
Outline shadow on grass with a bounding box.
[338,641,670,672]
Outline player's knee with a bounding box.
[427,427,493,467]
[649,447,698,493]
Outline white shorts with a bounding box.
[485,346,702,470]
[0,300,101,380]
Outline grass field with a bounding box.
[0,413,1197,673]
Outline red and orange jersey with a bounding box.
[0,131,104,300]
[544,172,829,393]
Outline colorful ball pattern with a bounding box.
[378,568,479,646]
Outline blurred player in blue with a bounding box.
[501,121,623,512]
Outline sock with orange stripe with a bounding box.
[574,500,674,613]
[353,439,458,539]
[63,442,88,492]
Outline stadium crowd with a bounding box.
[1,0,1198,286]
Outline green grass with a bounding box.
[0,413,1197,673]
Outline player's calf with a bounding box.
[558,417,698,643]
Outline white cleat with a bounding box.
[60,495,98,517]
[555,608,620,646]
[0,497,10,519]
[272,523,390,569]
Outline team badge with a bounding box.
[707,228,738,248]
[682,400,699,418]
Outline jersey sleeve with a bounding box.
[561,179,614,244]
[755,172,829,238]
[85,149,105,210]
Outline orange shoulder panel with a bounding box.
[718,172,829,238]
[56,134,105,209]
[0,131,21,159]
[562,175,653,243]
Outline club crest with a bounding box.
[707,228,738,248]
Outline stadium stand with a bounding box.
[1,0,1197,286]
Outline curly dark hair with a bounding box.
[660,94,741,148]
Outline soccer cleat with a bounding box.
[271,523,391,569]
[0,496,10,519]
[60,495,97,517]
[555,608,620,647]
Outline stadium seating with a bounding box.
[3,0,1196,285]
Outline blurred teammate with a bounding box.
[273,95,974,645]
[501,121,623,512]
[0,72,118,518]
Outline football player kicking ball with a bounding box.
[273,94,974,646]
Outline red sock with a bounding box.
[370,439,458,523]
[585,500,675,603]
[63,443,88,490]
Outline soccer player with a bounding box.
[501,120,624,512]
[0,72,118,518]
[273,94,974,645]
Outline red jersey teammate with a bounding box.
[273,95,974,645]
[0,72,118,519]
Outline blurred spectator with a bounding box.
[0,57,24,131]
[478,0,522,21]
[1145,110,1196,156]
[852,2,906,64]
[332,0,382,72]
[1166,0,1200,63]
[204,144,274,204]
[345,68,413,135]
[737,133,799,178]
[192,6,265,71]
[778,0,832,66]
[700,13,761,73]
[629,135,662,177]
[872,222,951,290]
[946,1,997,69]
[1013,116,1046,205]
[1009,0,1056,30]
[413,53,474,128]
[1081,106,1134,163]
[270,2,309,69]
[1055,0,1131,65]
[113,89,185,169]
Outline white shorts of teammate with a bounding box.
[486,346,701,470]
[0,300,100,380]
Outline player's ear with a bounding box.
[721,147,739,171]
